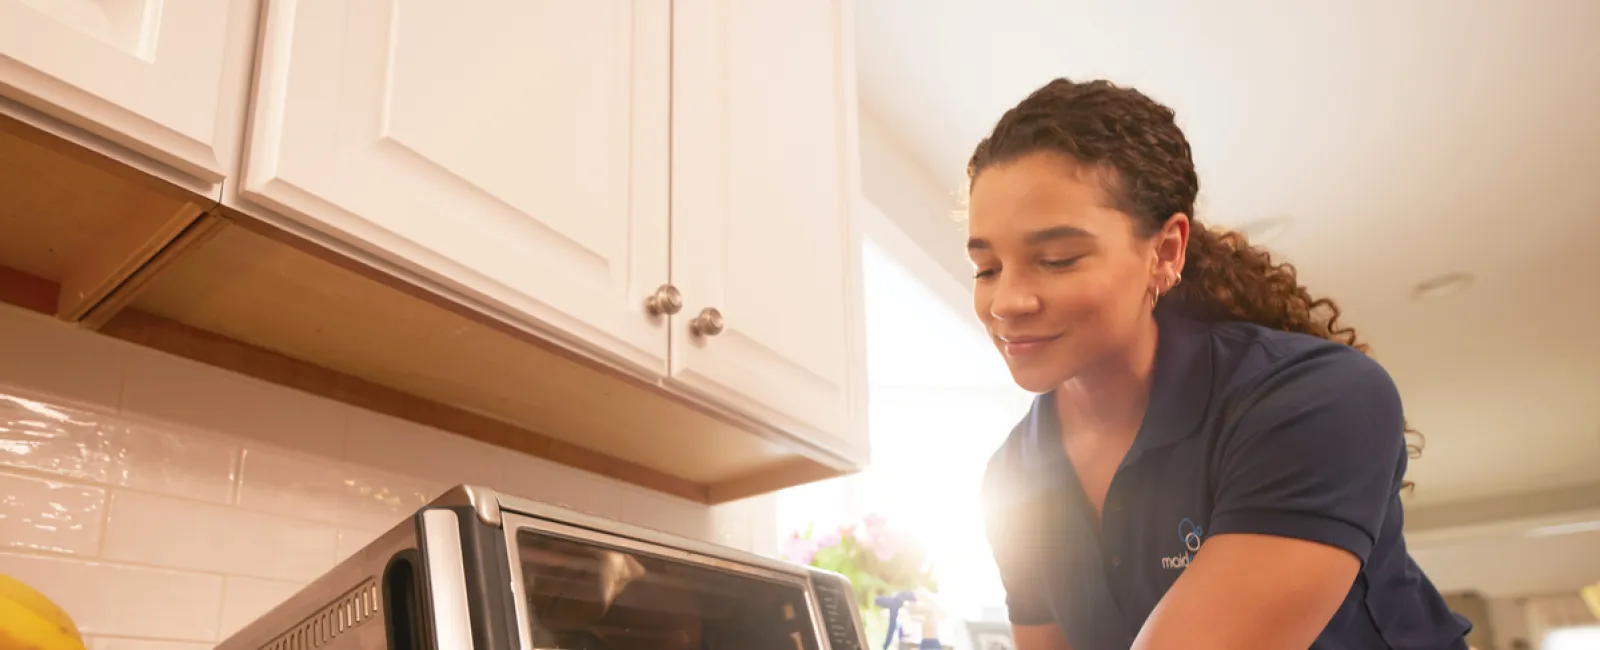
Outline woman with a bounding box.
[971,78,1472,650]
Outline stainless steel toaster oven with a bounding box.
[215,485,869,650]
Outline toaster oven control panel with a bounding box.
[810,573,863,650]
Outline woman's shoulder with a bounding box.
[1201,319,1397,401]
[1190,320,1404,445]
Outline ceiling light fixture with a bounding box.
[1234,217,1292,245]
[1410,272,1476,300]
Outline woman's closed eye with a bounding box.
[974,255,1082,279]
[1040,256,1083,270]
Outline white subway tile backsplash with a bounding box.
[709,497,757,552]
[0,394,116,482]
[100,421,241,503]
[335,527,387,562]
[344,410,508,486]
[102,490,338,581]
[92,637,215,650]
[0,471,106,555]
[745,495,780,558]
[0,304,127,406]
[238,447,444,531]
[621,488,714,541]
[0,299,775,650]
[499,456,624,520]
[0,551,223,641]
[219,576,302,639]
[0,396,240,502]
[122,348,348,458]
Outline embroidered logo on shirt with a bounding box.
[1162,518,1204,570]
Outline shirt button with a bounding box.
[1110,554,1122,568]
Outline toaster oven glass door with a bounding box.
[509,523,824,650]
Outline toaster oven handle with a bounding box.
[383,549,427,650]
[413,505,521,650]
[419,508,479,650]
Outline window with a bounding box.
[777,232,1032,623]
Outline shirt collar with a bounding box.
[1023,308,1216,464]
[1133,307,1215,450]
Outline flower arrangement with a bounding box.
[782,513,938,636]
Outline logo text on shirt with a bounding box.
[1162,518,1204,570]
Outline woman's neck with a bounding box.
[1055,316,1161,440]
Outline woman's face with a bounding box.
[967,151,1182,393]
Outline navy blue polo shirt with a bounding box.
[980,310,1472,650]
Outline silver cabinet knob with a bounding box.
[645,284,683,316]
[689,307,725,337]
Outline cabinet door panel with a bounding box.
[0,0,253,181]
[670,0,867,457]
[244,0,671,372]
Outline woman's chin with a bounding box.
[1006,364,1067,394]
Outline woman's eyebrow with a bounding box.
[967,225,1095,251]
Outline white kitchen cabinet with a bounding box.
[0,0,867,499]
[237,0,866,457]
[0,0,255,186]
[669,0,868,456]
[240,1,674,374]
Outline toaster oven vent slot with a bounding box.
[258,579,381,650]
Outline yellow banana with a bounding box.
[0,572,86,650]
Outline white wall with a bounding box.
[0,303,774,649]
[858,105,972,289]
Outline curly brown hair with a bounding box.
[966,77,1422,466]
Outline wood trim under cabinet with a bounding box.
[0,265,57,314]
[213,207,862,487]
[0,110,222,328]
[68,211,225,328]
[94,307,711,503]
[707,458,845,504]
[3,263,844,504]
[2,103,852,508]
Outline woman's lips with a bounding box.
[999,334,1061,358]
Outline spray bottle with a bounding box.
[873,590,946,650]
[905,591,947,650]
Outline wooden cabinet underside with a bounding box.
[0,113,849,504]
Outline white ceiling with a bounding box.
[853,0,1600,509]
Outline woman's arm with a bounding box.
[1015,624,1074,650]
[981,439,1073,650]
[1131,346,1408,650]
[1131,534,1358,649]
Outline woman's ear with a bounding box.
[1153,213,1190,291]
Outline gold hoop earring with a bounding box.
[1150,286,1161,310]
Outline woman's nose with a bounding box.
[989,277,1041,320]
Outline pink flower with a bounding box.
[817,528,844,549]
[782,532,819,565]
[862,513,887,533]
[869,529,906,561]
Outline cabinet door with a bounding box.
[670,0,868,457]
[0,0,253,183]
[242,1,672,374]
